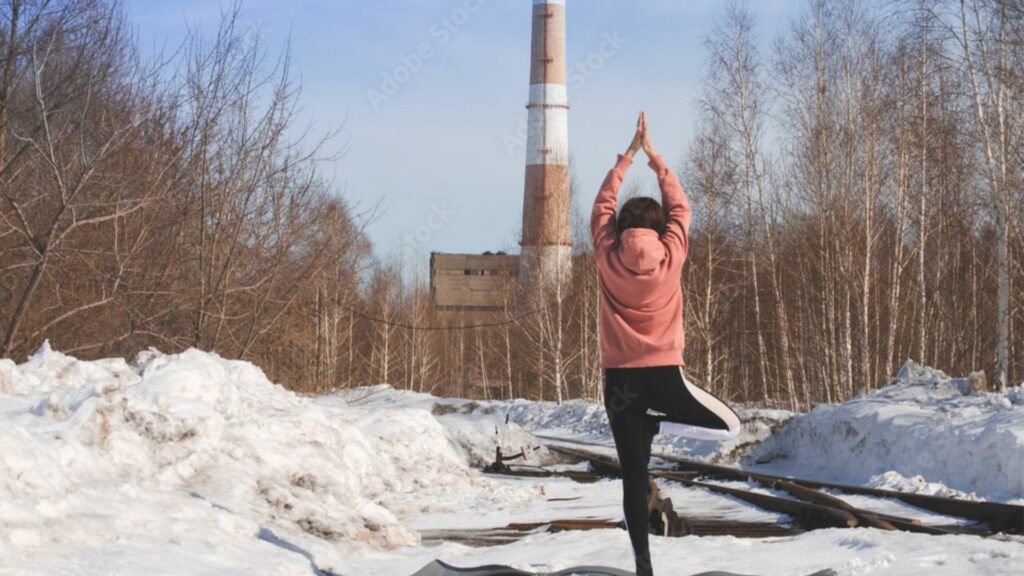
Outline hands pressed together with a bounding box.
[625,110,657,160]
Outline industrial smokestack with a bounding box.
[519,0,570,291]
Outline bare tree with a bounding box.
[1,0,162,357]
[685,121,739,399]
[957,0,1018,392]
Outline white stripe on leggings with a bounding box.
[657,368,742,441]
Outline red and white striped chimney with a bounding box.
[520,0,570,290]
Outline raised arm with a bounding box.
[642,115,691,265]
[591,113,644,251]
[648,154,691,264]
[591,153,633,251]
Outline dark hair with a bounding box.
[617,197,665,235]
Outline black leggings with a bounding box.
[603,365,741,576]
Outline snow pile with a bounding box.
[340,386,793,465]
[747,359,1024,502]
[0,344,540,572]
[334,385,557,469]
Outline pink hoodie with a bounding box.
[590,153,692,369]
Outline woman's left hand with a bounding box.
[626,111,644,159]
[641,112,657,158]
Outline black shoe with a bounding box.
[649,497,690,537]
[664,501,691,537]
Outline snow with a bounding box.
[2,348,1022,575]
[746,360,1024,503]
[0,345,535,573]
[864,472,982,501]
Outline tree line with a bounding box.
[0,0,369,389]
[2,0,1021,410]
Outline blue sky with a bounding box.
[127,0,804,269]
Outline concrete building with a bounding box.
[430,252,519,311]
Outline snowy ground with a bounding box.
[1,346,1022,575]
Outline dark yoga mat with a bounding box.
[409,559,838,576]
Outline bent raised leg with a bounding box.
[646,366,741,441]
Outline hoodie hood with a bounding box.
[618,228,666,275]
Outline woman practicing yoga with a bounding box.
[591,111,741,576]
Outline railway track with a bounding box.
[536,439,1023,537]
[422,435,1023,547]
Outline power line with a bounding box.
[344,289,583,331]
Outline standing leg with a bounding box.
[604,368,655,576]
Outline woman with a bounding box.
[591,111,741,576]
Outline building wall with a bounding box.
[430,253,520,310]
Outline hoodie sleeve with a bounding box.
[648,153,691,268]
[591,153,633,255]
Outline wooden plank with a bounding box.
[546,444,623,475]
[421,517,801,547]
[482,465,604,484]
[652,472,858,530]
[765,479,971,535]
[772,479,898,530]
[654,453,1024,534]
